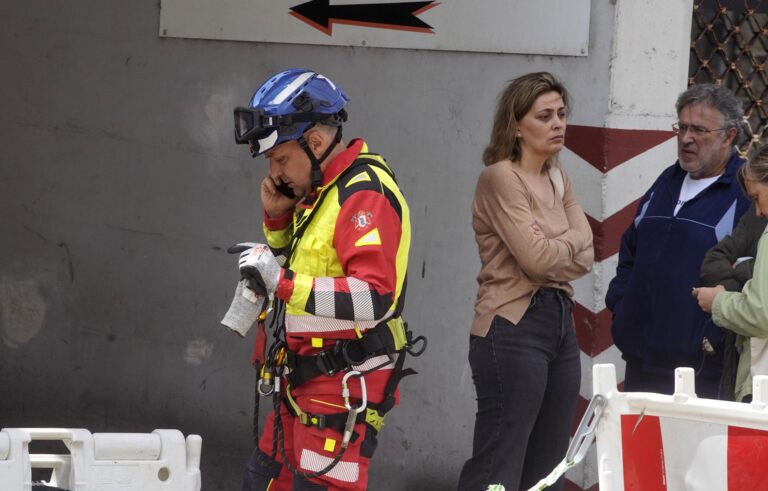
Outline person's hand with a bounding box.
[530,222,545,239]
[692,285,726,313]
[261,176,299,218]
[227,242,281,297]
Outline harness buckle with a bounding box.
[364,408,385,432]
[314,346,344,376]
[304,413,326,430]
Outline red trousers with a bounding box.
[243,394,378,491]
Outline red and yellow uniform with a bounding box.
[253,138,410,490]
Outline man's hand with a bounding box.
[261,176,299,218]
[227,242,281,297]
[692,285,726,313]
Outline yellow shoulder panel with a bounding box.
[345,172,372,187]
[354,228,381,247]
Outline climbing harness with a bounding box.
[260,296,425,479]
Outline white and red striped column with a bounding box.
[560,127,677,490]
[558,2,694,488]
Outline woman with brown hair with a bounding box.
[458,72,594,491]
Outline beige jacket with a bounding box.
[471,160,594,336]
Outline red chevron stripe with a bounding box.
[573,302,614,357]
[587,198,641,262]
[558,123,672,491]
[565,125,675,172]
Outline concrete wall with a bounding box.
[0,1,670,489]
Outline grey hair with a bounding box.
[676,84,744,140]
[739,144,768,191]
[311,122,340,136]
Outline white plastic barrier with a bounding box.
[0,428,201,491]
[0,428,31,490]
[593,364,768,490]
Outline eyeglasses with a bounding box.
[671,122,728,136]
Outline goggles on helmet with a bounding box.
[234,107,281,144]
[234,106,339,141]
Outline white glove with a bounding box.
[228,242,281,298]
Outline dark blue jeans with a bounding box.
[458,288,581,491]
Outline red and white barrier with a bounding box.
[593,364,768,490]
[0,428,201,491]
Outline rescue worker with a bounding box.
[231,69,417,491]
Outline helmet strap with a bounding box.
[298,125,343,190]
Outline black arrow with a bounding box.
[289,0,438,35]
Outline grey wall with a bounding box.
[0,1,614,489]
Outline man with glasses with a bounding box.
[606,84,750,398]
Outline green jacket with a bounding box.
[711,207,768,401]
[700,203,766,400]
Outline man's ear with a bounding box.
[305,127,328,154]
[725,127,738,146]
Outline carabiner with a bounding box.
[341,370,367,413]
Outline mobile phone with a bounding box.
[275,181,296,199]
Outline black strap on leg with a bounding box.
[376,350,416,415]
[253,362,260,447]
[281,396,362,444]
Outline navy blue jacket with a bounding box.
[606,152,749,378]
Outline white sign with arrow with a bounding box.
[159,0,590,56]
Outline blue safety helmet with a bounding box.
[234,69,349,157]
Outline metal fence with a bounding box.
[690,0,768,154]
